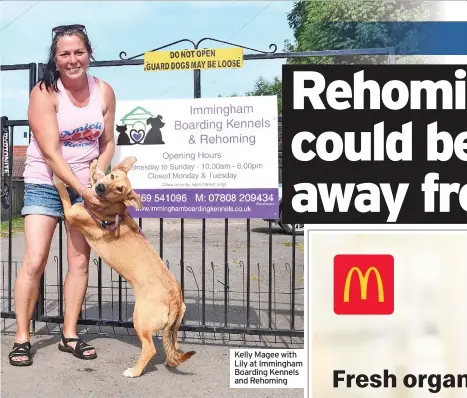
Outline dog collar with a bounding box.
[84,202,122,232]
[83,202,146,237]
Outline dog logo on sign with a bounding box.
[143,115,165,145]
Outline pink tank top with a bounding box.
[23,73,104,187]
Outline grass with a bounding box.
[0,216,24,238]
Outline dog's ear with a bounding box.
[124,190,143,209]
[113,156,137,173]
[146,117,152,124]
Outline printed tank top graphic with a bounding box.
[59,121,104,147]
[56,74,104,148]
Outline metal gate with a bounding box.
[1,39,394,340]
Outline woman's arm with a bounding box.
[28,84,86,193]
[95,81,116,177]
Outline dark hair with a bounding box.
[39,26,95,92]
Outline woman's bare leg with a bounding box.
[13,215,58,362]
[60,222,95,356]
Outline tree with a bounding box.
[245,76,282,113]
[284,0,433,65]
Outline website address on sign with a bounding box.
[134,204,252,214]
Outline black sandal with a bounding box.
[9,342,33,366]
[58,332,97,360]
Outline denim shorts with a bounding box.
[22,183,83,219]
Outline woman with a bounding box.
[8,24,116,366]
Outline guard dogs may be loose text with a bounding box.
[281,64,467,224]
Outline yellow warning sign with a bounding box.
[144,47,243,72]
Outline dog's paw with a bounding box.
[123,367,141,378]
[89,158,98,169]
[165,360,177,368]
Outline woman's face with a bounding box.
[55,34,90,81]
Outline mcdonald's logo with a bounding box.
[334,254,394,315]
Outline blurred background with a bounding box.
[310,232,467,398]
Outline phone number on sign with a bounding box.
[140,193,188,203]
[196,193,275,203]
[139,193,275,204]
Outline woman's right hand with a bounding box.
[81,187,106,212]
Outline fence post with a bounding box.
[192,47,206,327]
[32,63,46,325]
[28,63,37,143]
[1,116,10,213]
[1,116,14,312]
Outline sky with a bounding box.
[0,0,295,144]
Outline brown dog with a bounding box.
[54,156,195,377]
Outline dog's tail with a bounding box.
[163,301,195,367]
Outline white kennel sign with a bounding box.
[112,96,279,219]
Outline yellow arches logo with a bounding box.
[343,266,384,303]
